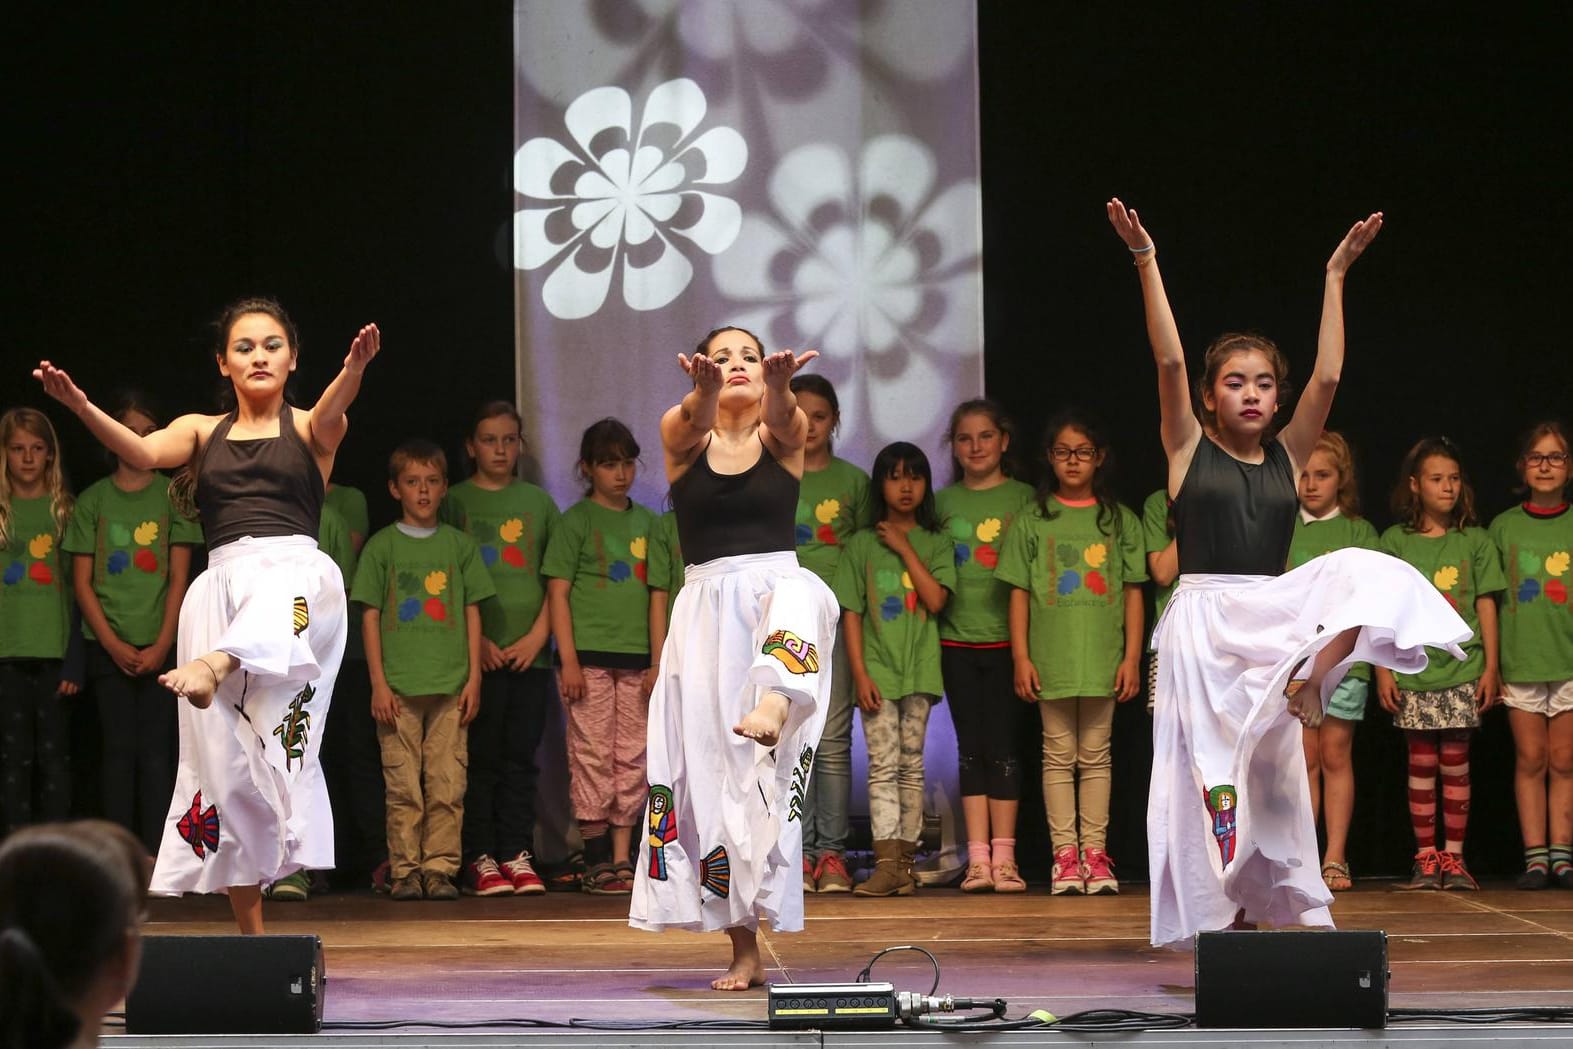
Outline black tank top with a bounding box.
[670,437,798,565]
[195,403,324,549]
[1172,437,1296,576]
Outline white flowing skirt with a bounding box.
[151,536,346,894]
[630,551,839,933]
[1148,547,1469,948]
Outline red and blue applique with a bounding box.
[176,791,221,859]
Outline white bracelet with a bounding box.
[1129,243,1155,255]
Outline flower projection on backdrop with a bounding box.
[513,78,747,320]
[711,135,981,445]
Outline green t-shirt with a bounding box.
[994,499,1147,700]
[541,499,655,659]
[324,484,370,549]
[350,524,497,696]
[62,474,202,645]
[832,526,956,699]
[444,479,558,661]
[646,510,685,621]
[935,478,1035,644]
[796,458,871,587]
[1378,524,1507,691]
[1141,488,1175,647]
[1489,504,1573,682]
[1288,510,1381,681]
[318,504,362,660]
[1,496,72,659]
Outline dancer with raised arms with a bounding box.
[1106,200,1470,946]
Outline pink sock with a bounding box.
[990,838,1016,867]
[967,841,991,865]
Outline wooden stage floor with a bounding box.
[132,879,1573,1034]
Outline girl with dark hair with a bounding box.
[832,443,954,897]
[788,372,869,894]
[542,417,654,896]
[0,820,149,1049]
[995,410,1146,896]
[33,297,380,933]
[1107,198,1468,947]
[630,326,839,991]
[1490,421,1573,890]
[1377,437,1506,890]
[62,393,203,857]
[935,398,1035,893]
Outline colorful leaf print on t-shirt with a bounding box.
[1490,504,1573,682]
[935,479,1034,644]
[832,527,955,699]
[1,496,72,659]
[1379,524,1507,691]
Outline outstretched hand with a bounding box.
[678,352,724,395]
[762,349,818,388]
[1106,198,1154,252]
[32,360,89,414]
[343,323,381,374]
[1326,212,1383,277]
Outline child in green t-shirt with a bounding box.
[789,374,869,894]
[351,439,497,902]
[1140,487,1177,717]
[1376,437,1507,892]
[0,407,81,833]
[646,509,684,658]
[833,443,954,897]
[1490,421,1573,890]
[1287,431,1380,894]
[445,402,559,897]
[995,411,1145,897]
[935,397,1035,894]
[63,394,202,856]
[542,418,655,896]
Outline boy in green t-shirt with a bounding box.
[351,440,496,902]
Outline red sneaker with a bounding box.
[501,851,547,895]
[463,854,514,897]
[1051,845,1084,895]
[1082,846,1119,895]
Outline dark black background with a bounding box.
[10,5,1570,879]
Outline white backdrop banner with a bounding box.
[513,0,984,509]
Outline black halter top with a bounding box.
[195,402,324,549]
[669,437,798,565]
[1172,437,1297,576]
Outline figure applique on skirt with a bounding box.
[1148,547,1469,947]
[631,551,839,934]
[152,536,346,894]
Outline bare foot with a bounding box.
[158,652,233,709]
[713,927,766,990]
[733,690,790,747]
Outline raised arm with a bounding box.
[758,350,817,460]
[1107,199,1199,460]
[1278,213,1382,467]
[307,323,381,456]
[33,361,204,470]
[660,353,723,480]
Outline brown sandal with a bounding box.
[1321,861,1353,892]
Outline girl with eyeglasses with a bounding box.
[1107,199,1469,948]
[994,409,1145,896]
[1488,421,1573,890]
[1376,437,1506,892]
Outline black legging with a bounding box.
[87,642,176,855]
[941,645,1024,800]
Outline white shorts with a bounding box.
[1502,679,1573,717]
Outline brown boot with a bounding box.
[898,840,920,891]
[853,840,914,897]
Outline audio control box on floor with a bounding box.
[1195,929,1388,1029]
[767,981,897,1029]
[126,934,325,1034]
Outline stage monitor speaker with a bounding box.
[126,934,324,1034]
[1195,930,1387,1029]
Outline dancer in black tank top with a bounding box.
[1109,201,1471,948]
[630,325,841,992]
[35,298,382,934]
